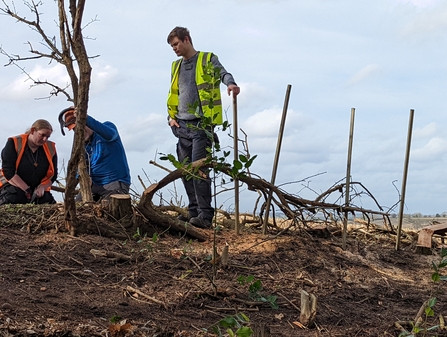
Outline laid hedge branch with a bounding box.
[137,158,392,240]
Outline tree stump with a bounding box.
[252,323,270,336]
[300,290,317,327]
[109,194,133,229]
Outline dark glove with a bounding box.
[25,187,33,201]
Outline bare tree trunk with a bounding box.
[60,0,92,234]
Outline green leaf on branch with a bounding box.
[233,159,243,170]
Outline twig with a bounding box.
[149,160,172,173]
[126,285,168,309]
[395,321,409,334]
[69,256,84,266]
[89,249,131,262]
[186,255,202,271]
[137,175,147,190]
[278,292,300,312]
[66,235,91,244]
[414,300,429,322]
[204,305,259,312]
[74,279,93,302]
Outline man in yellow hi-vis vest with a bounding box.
[167,26,240,229]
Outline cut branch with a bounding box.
[137,158,393,238]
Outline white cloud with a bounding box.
[346,64,381,86]
[414,122,438,138]
[412,137,447,161]
[241,108,309,139]
[90,63,119,94]
[120,113,170,153]
[395,0,442,8]
[0,61,118,100]
[0,64,69,100]
[399,2,447,39]
[227,82,275,113]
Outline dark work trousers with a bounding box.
[75,181,130,202]
[171,119,214,221]
[0,184,56,205]
[91,181,130,202]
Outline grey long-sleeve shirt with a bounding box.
[177,52,236,121]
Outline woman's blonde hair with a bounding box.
[25,119,53,134]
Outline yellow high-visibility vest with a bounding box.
[167,51,223,125]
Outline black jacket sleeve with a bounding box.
[51,152,58,183]
[0,138,18,180]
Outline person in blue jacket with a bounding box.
[60,108,131,201]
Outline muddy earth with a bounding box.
[0,204,446,337]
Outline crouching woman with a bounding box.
[0,119,58,205]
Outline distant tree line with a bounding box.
[389,212,447,219]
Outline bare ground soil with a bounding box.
[0,204,446,337]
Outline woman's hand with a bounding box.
[35,185,46,198]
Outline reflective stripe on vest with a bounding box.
[167,51,223,125]
[0,134,56,191]
[167,59,181,119]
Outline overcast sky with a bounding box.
[1,0,446,216]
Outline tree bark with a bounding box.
[109,194,134,229]
[59,0,92,234]
[137,162,214,241]
[138,181,209,242]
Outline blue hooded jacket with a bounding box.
[85,115,131,186]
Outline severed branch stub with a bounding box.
[300,290,317,327]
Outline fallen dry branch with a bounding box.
[137,162,212,241]
[138,158,393,238]
[414,299,430,323]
